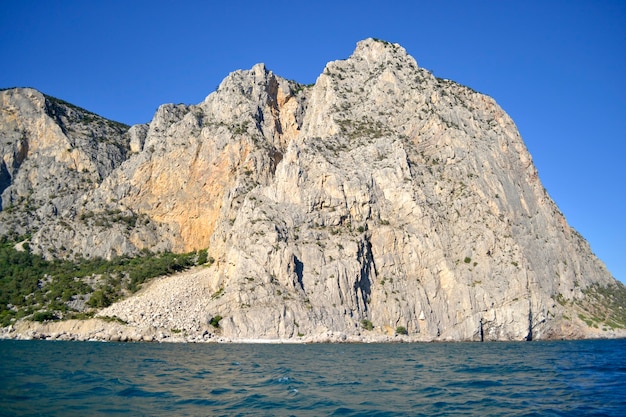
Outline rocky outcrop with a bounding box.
[1,39,624,342]
[0,88,130,255]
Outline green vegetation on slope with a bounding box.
[577,283,626,330]
[0,237,209,327]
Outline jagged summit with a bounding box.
[351,38,416,65]
[1,39,625,342]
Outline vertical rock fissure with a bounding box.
[355,238,375,313]
[525,267,533,341]
[266,75,284,138]
[294,255,304,293]
[479,317,484,342]
[0,161,12,200]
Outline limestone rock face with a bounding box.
[1,39,623,341]
[0,88,129,244]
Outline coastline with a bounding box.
[0,319,421,343]
[2,318,625,343]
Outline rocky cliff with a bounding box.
[0,88,129,241]
[2,39,625,342]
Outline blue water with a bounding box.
[1,339,625,416]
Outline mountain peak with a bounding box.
[350,37,417,67]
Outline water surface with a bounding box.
[1,339,624,416]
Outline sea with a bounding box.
[0,339,624,416]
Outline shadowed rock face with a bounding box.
[1,39,623,342]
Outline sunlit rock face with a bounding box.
[2,39,621,341]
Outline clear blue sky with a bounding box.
[1,0,624,284]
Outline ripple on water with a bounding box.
[209,387,231,395]
[117,386,172,398]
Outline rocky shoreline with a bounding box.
[0,319,221,343]
[0,319,433,344]
[3,316,625,343]
[3,266,625,344]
